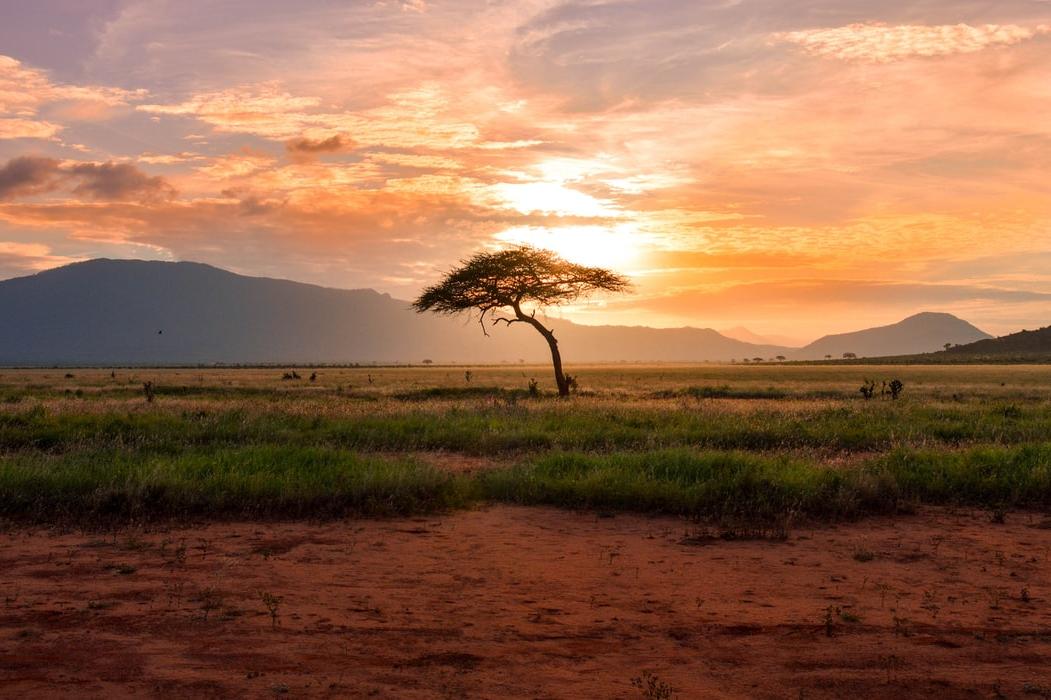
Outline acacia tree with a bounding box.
[413,246,631,397]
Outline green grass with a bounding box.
[0,447,474,521]
[2,442,1049,523]
[3,400,1050,455]
[483,445,1051,520]
[1,365,1050,524]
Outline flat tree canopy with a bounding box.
[413,246,631,396]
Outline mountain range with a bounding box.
[0,259,998,365]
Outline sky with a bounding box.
[0,0,1049,343]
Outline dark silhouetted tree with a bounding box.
[413,246,631,397]
[842,352,857,359]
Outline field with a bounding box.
[3,364,1051,697]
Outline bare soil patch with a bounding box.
[2,506,1051,698]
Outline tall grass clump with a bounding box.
[0,446,474,522]
[481,450,891,522]
[869,444,1051,507]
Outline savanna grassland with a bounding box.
[3,364,1051,698]
[1,364,1050,523]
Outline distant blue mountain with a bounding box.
[793,312,991,360]
[0,259,793,365]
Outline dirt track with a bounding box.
[3,506,1051,698]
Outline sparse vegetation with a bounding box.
[631,670,674,699]
[259,591,282,629]
[0,365,1049,524]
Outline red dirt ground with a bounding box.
[2,506,1051,698]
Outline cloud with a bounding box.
[0,156,63,199]
[285,134,355,162]
[67,161,176,201]
[0,241,81,278]
[778,23,1050,62]
[0,156,175,202]
[137,83,322,139]
[138,83,497,149]
[630,279,1051,318]
[0,118,63,140]
[0,54,143,140]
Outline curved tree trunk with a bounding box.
[515,304,569,397]
[540,327,568,397]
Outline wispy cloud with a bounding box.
[0,1,1049,336]
[0,54,144,140]
[778,22,1050,62]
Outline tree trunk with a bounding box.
[515,304,569,397]
[542,329,569,397]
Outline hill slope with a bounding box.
[793,312,991,360]
[940,325,1051,360]
[0,259,791,365]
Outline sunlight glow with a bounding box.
[493,225,642,270]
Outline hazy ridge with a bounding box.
[0,259,994,365]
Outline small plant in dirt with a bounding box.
[988,587,1004,610]
[839,609,861,623]
[197,586,224,621]
[260,591,282,629]
[990,507,1007,524]
[87,599,116,610]
[1022,681,1051,696]
[168,541,188,568]
[853,548,875,562]
[892,616,911,637]
[921,590,940,619]
[631,670,674,699]
[1020,586,1032,604]
[879,654,903,684]
[823,605,841,637]
[164,579,186,609]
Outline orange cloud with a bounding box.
[0,54,144,140]
[2,3,1050,337]
[779,23,1050,62]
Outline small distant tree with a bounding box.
[752,357,764,363]
[775,355,786,362]
[413,246,630,397]
[422,358,433,365]
[943,343,952,351]
[842,352,857,359]
[824,354,832,360]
